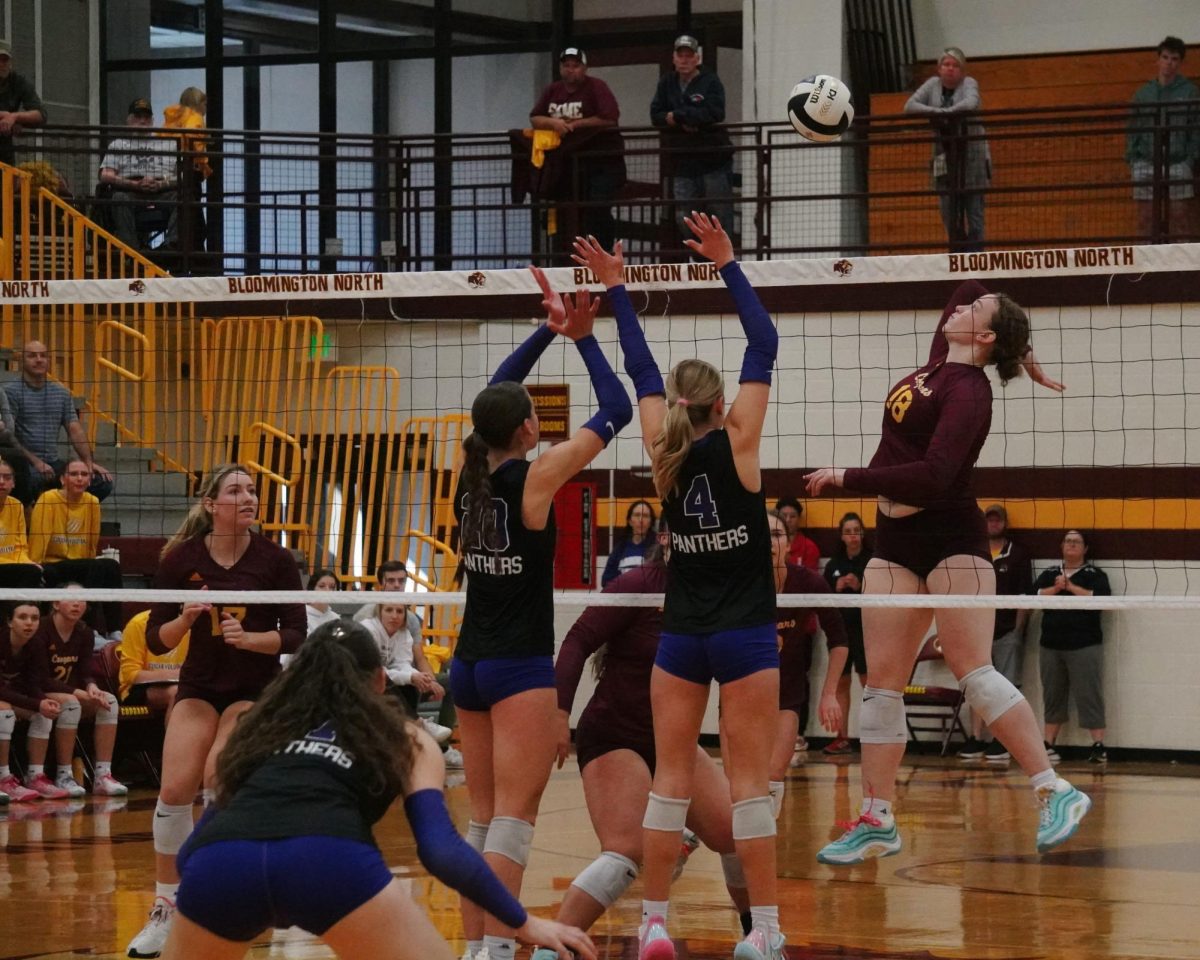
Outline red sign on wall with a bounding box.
[553,481,596,589]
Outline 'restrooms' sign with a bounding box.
[526,384,569,442]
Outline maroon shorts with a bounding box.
[778,632,813,716]
[575,707,656,775]
[873,503,990,580]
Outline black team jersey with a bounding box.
[661,430,774,635]
[454,459,557,659]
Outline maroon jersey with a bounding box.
[844,281,993,507]
[776,566,848,653]
[36,618,95,693]
[147,533,306,697]
[556,563,664,748]
[530,77,624,173]
[0,629,49,712]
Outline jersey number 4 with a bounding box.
[683,474,720,530]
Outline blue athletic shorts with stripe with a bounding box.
[449,655,556,711]
[176,835,393,941]
[655,622,779,685]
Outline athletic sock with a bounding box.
[95,761,112,778]
[27,764,43,777]
[1030,768,1057,792]
[0,764,9,778]
[749,905,780,937]
[642,899,670,924]
[155,881,180,902]
[56,764,74,782]
[862,797,893,821]
[482,935,515,960]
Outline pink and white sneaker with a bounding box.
[93,773,129,796]
[638,915,676,960]
[24,773,68,799]
[0,774,40,802]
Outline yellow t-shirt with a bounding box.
[117,609,190,701]
[0,497,34,564]
[28,489,101,563]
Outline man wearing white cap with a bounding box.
[650,35,734,245]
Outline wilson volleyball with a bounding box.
[787,74,854,142]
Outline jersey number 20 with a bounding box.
[683,474,720,530]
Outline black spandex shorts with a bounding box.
[841,632,867,676]
[574,708,656,775]
[176,684,259,716]
[778,632,813,715]
[873,503,989,580]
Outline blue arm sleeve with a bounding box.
[490,324,557,385]
[719,261,778,384]
[405,789,528,930]
[575,334,632,445]
[608,285,665,399]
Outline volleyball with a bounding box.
[787,74,854,142]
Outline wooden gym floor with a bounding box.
[2,751,1197,960]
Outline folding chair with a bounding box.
[903,634,969,755]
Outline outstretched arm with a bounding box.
[572,236,667,457]
[490,276,559,385]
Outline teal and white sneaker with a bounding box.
[816,813,901,865]
[530,949,558,960]
[733,925,787,960]
[1036,778,1091,853]
[638,914,676,960]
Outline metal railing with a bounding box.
[4,102,1195,275]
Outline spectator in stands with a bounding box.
[306,568,343,635]
[0,456,43,588]
[362,602,445,720]
[601,499,657,586]
[4,339,114,504]
[530,48,625,253]
[161,86,211,260]
[28,458,124,640]
[650,35,735,243]
[98,97,179,250]
[775,496,819,570]
[117,608,189,721]
[959,504,1033,761]
[353,559,410,623]
[903,47,991,253]
[0,601,58,801]
[1033,529,1111,764]
[0,41,47,167]
[35,587,128,795]
[1126,36,1200,241]
[821,511,871,755]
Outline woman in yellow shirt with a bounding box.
[117,609,189,721]
[29,458,124,640]
[0,456,43,587]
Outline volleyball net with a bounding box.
[5,238,1196,602]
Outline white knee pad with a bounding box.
[95,693,119,726]
[466,819,489,853]
[0,709,14,741]
[960,665,1024,725]
[720,851,747,889]
[859,686,907,744]
[731,796,776,840]
[483,816,534,867]
[27,712,53,739]
[643,792,690,832]
[571,851,638,908]
[152,799,196,855]
[768,780,785,819]
[55,698,82,731]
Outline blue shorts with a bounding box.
[656,622,779,685]
[175,835,393,941]
[450,655,556,711]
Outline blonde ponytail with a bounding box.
[650,359,724,499]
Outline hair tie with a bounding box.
[676,398,689,407]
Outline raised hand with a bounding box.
[529,265,566,329]
[571,235,625,288]
[804,467,845,496]
[548,288,600,342]
[682,210,734,269]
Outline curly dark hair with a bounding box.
[214,620,419,807]
[989,293,1031,385]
